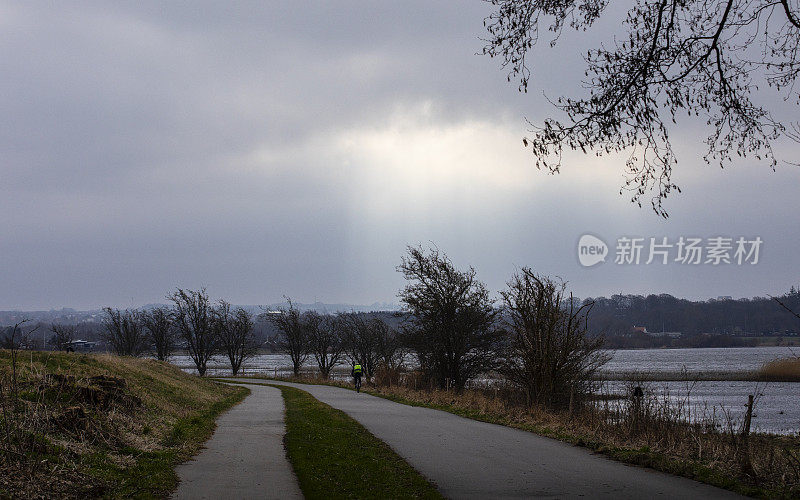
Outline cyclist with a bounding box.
[351,362,363,392]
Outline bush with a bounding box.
[498,268,609,408]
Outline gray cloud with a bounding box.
[0,1,798,310]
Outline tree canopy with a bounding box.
[483,0,800,216]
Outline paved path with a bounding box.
[231,379,741,499]
[173,384,302,500]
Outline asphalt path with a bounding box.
[173,384,302,500]
[230,379,742,499]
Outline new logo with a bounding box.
[578,234,608,267]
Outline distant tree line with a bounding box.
[5,288,797,355]
[21,289,261,377]
[98,289,260,376]
[585,290,800,338]
[266,299,403,382]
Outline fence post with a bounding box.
[742,394,753,437]
[740,394,754,475]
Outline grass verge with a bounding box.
[0,351,248,498]
[225,380,442,500]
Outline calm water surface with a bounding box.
[603,346,798,374]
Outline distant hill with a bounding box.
[4,291,797,339]
[248,301,401,314]
[0,302,401,326]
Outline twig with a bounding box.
[769,295,800,321]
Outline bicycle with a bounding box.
[354,376,362,393]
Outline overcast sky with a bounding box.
[1,1,798,310]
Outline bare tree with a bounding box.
[264,299,308,377]
[499,268,609,407]
[102,308,150,357]
[1,321,33,350]
[3,320,37,395]
[214,301,258,376]
[49,324,76,351]
[170,288,218,376]
[305,312,345,379]
[372,317,404,371]
[141,306,177,361]
[483,0,800,216]
[340,312,380,381]
[398,246,501,390]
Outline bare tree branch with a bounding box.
[483,0,799,216]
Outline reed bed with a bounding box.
[758,356,800,381]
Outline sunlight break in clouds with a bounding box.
[338,103,534,212]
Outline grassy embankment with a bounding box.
[235,374,800,498]
[223,380,442,500]
[0,351,247,498]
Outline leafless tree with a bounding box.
[102,308,149,357]
[3,320,37,395]
[372,317,404,371]
[398,245,501,390]
[49,323,76,351]
[169,288,218,376]
[340,312,380,381]
[499,268,609,407]
[214,301,258,376]
[305,312,345,379]
[141,306,177,361]
[264,299,308,377]
[1,321,32,350]
[483,0,800,216]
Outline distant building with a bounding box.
[631,325,681,338]
[67,340,98,352]
[647,331,682,338]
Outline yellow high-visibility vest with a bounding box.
[353,364,363,374]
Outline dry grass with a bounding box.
[758,357,800,381]
[0,350,247,498]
